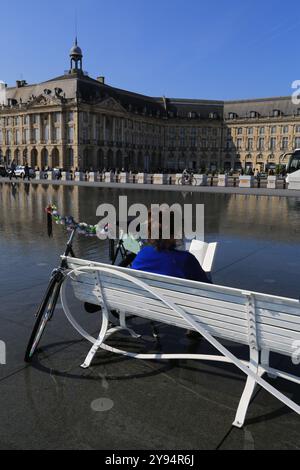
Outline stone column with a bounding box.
[121,118,125,144]
[49,113,53,144]
[112,116,116,143]
[103,115,106,143]
[38,114,42,145]
[91,113,96,143]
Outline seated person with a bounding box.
[132,211,211,284]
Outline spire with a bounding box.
[69,37,83,73]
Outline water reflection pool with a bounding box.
[1,182,300,299]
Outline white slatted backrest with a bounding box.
[64,257,300,357]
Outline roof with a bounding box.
[224,96,300,119]
[3,72,300,119]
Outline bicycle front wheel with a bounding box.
[24,275,62,362]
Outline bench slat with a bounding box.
[66,257,300,358]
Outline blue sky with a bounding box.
[1,0,299,100]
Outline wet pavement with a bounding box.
[0,182,300,449]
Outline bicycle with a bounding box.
[24,223,141,362]
[178,174,197,186]
[24,228,77,362]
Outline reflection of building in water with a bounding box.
[1,183,300,246]
[217,194,300,242]
[1,41,300,173]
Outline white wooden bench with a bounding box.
[60,256,300,428]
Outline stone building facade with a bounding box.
[1,40,300,172]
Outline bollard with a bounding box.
[153,174,168,185]
[218,175,228,187]
[61,171,71,181]
[239,176,254,188]
[105,172,113,183]
[119,172,129,183]
[137,173,146,184]
[75,171,84,182]
[267,175,278,189]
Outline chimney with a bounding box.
[97,76,105,84]
[16,80,27,88]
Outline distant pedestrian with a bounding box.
[9,160,17,180]
[24,163,30,181]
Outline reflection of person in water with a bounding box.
[11,182,17,198]
[24,183,30,195]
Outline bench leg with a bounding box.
[261,349,277,379]
[232,375,257,428]
[233,349,262,428]
[119,311,141,339]
[81,308,109,369]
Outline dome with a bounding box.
[70,38,83,58]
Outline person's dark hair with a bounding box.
[148,210,179,251]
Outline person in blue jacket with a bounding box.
[132,210,211,284]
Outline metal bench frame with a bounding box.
[60,259,300,428]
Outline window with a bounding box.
[15,129,20,144]
[273,109,281,117]
[250,111,258,118]
[270,137,276,150]
[258,138,264,151]
[68,111,74,122]
[237,138,242,150]
[191,128,197,147]
[179,128,185,147]
[296,126,300,133]
[283,125,289,134]
[82,129,88,143]
[53,112,60,123]
[14,116,19,126]
[247,138,253,150]
[33,128,39,143]
[271,126,277,134]
[259,127,265,135]
[32,114,37,124]
[68,127,74,143]
[54,127,61,142]
[248,127,253,135]
[282,137,288,150]
[6,130,11,145]
[237,128,243,135]
[295,137,300,149]
[44,125,49,141]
